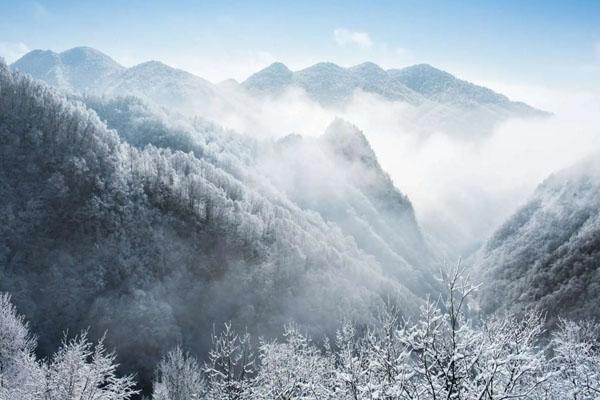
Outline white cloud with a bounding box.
[333,28,373,49]
[0,42,29,63]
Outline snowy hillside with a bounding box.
[1,61,437,387]
[258,118,439,295]
[475,154,600,322]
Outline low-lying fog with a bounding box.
[212,84,600,254]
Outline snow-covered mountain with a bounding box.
[474,154,600,323]
[245,61,542,113]
[102,60,228,114]
[244,61,423,105]
[13,47,548,138]
[1,60,443,386]
[244,61,548,136]
[260,119,438,295]
[11,46,125,92]
[11,47,229,116]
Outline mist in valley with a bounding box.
[2,2,600,399]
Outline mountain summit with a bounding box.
[12,46,124,92]
[244,61,421,105]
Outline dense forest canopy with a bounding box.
[475,154,600,324]
[0,61,440,390]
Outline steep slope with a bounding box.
[474,155,600,323]
[85,96,438,296]
[0,63,429,389]
[258,119,438,295]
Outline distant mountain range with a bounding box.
[475,154,600,323]
[243,61,548,136]
[244,61,541,114]
[12,47,549,137]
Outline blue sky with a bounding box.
[1,0,600,91]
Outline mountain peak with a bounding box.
[321,118,378,168]
[58,47,124,74]
[13,49,60,66]
[404,63,443,72]
[350,61,385,74]
[243,62,293,93]
[263,62,291,74]
[12,46,124,92]
[299,62,346,75]
[132,60,170,69]
[393,63,455,81]
[60,46,118,60]
[126,60,199,80]
[349,61,388,83]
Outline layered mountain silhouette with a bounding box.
[1,59,440,387]
[244,61,540,112]
[12,47,548,137]
[243,61,548,136]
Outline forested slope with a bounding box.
[475,154,600,323]
[0,63,421,387]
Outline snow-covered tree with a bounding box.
[42,333,138,400]
[204,322,255,400]
[0,293,43,400]
[0,293,136,400]
[153,347,206,400]
[253,324,335,399]
[397,263,548,399]
[545,319,600,399]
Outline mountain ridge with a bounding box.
[12,47,548,117]
[244,60,548,115]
